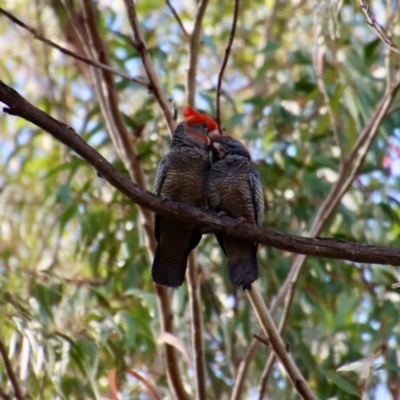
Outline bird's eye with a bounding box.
[201,123,208,130]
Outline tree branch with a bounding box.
[230,337,259,400]
[0,335,23,400]
[257,281,294,399]
[215,0,240,132]
[1,81,400,264]
[165,0,189,40]
[185,2,211,396]
[0,7,149,89]
[246,284,317,400]
[187,252,207,400]
[122,0,176,134]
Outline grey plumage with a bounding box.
[207,135,264,290]
[152,122,210,288]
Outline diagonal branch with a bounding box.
[0,7,149,89]
[122,0,176,135]
[165,0,189,40]
[257,279,295,399]
[1,81,400,265]
[215,0,240,132]
[70,0,155,255]
[246,284,318,400]
[0,335,23,400]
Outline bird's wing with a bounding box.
[249,169,264,226]
[154,157,168,242]
[154,157,168,195]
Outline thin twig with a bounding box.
[0,336,23,400]
[155,285,190,400]
[253,334,269,347]
[64,2,187,398]
[165,0,189,40]
[246,284,318,400]
[2,82,400,266]
[215,0,240,133]
[230,339,259,400]
[187,252,207,400]
[257,280,294,399]
[126,369,163,400]
[122,0,176,134]
[186,0,210,106]
[185,8,211,399]
[360,1,400,57]
[0,7,149,89]
[185,3,210,397]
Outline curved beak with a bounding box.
[208,129,219,139]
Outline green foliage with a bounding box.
[1,0,400,398]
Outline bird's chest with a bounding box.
[211,166,254,221]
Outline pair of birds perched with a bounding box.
[152,105,264,290]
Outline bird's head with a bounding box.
[182,105,219,146]
[209,134,251,161]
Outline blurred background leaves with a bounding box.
[1,0,400,398]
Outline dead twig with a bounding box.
[215,0,240,133]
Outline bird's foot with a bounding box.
[217,211,227,218]
[161,195,172,202]
[234,216,247,226]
